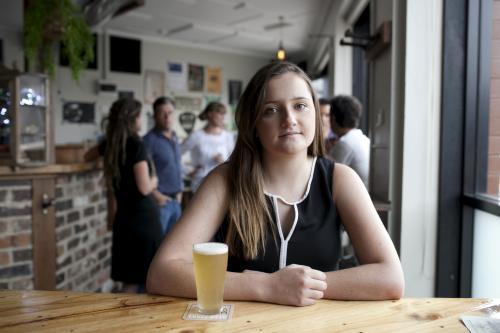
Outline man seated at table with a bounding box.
[327,95,370,188]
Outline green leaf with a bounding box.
[23,0,94,82]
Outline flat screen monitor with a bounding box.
[109,35,141,74]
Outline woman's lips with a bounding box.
[279,131,301,137]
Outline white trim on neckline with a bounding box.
[264,157,317,269]
[264,156,317,204]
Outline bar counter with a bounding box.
[0,290,498,332]
[0,161,111,292]
[0,161,101,178]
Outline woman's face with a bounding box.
[320,103,331,138]
[255,72,316,157]
[207,106,227,128]
[134,113,142,132]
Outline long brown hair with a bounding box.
[226,61,325,259]
[102,98,142,189]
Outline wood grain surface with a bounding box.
[0,290,496,332]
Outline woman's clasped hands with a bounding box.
[246,264,327,306]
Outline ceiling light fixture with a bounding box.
[167,23,194,36]
[275,16,286,61]
[276,41,286,61]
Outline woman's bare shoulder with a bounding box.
[196,163,230,197]
[207,163,229,183]
[332,163,366,201]
[333,163,359,182]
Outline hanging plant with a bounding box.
[24,0,95,81]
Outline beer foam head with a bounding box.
[193,242,228,255]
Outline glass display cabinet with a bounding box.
[0,65,52,167]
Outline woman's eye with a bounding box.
[295,103,308,111]
[263,106,279,115]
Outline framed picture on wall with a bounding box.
[188,64,204,92]
[144,70,165,103]
[228,80,242,105]
[206,66,221,95]
[62,101,95,124]
[167,62,187,91]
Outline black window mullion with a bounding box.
[436,0,469,297]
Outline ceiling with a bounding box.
[101,0,335,61]
[0,0,336,63]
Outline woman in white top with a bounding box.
[181,102,235,192]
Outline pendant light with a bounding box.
[276,16,286,61]
[276,41,286,61]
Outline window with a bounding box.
[436,0,500,297]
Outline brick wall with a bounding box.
[0,169,112,292]
[0,180,34,290]
[55,170,112,291]
[487,1,500,194]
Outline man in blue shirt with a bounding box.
[143,97,183,236]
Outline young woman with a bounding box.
[147,62,404,305]
[86,98,161,293]
[181,102,235,192]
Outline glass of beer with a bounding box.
[192,242,228,314]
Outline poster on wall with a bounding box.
[188,64,204,92]
[206,66,221,95]
[62,101,95,124]
[228,80,242,105]
[167,62,186,92]
[144,70,165,103]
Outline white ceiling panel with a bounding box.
[100,0,335,60]
[164,24,234,43]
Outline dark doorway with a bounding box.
[352,6,370,135]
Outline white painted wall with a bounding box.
[400,0,443,296]
[333,26,353,96]
[53,30,268,144]
[472,209,500,297]
[306,0,353,97]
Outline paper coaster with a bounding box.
[182,303,234,321]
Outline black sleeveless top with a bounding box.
[216,157,342,273]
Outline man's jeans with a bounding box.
[159,200,182,236]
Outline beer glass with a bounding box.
[192,242,228,314]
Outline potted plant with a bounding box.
[24,0,95,81]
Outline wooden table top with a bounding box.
[0,290,497,332]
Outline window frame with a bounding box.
[436,0,498,297]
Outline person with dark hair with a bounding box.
[85,98,161,293]
[319,98,332,140]
[147,62,403,306]
[319,97,337,151]
[143,97,183,236]
[181,101,235,192]
[328,95,370,188]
